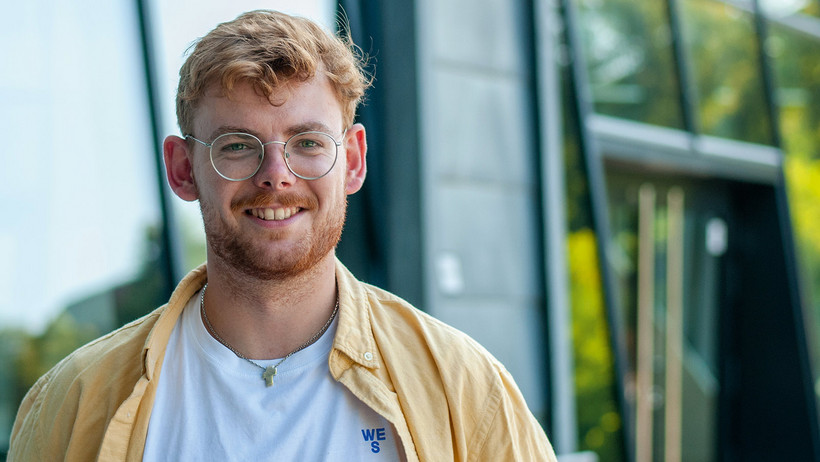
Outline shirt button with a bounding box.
[364,352,374,361]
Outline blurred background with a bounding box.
[1,0,819,460]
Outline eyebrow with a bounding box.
[208,121,340,142]
[285,121,337,137]
[206,126,261,141]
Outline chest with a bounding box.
[142,301,404,461]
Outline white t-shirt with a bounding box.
[143,291,403,461]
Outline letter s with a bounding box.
[371,441,381,453]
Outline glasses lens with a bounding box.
[284,132,338,179]
[210,133,264,180]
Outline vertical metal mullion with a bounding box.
[338,0,424,306]
[532,0,576,453]
[750,0,783,149]
[559,0,634,459]
[665,0,700,137]
[135,0,179,293]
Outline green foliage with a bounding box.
[683,0,774,144]
[568,228,624,461]
[772,11,820,385]
[770,22,820,158]
[13,314,101,393]
[576,0,684,129]
[803,2,820,17]
[1,225,171,454]
[784,156,820,358]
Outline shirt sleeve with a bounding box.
[8,372,53,461]
[471,364,559,462]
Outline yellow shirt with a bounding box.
[10,260,557,461]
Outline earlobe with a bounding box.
[164,135,199,201]
[344,123,367,195]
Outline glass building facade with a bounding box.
[2,1,819,461]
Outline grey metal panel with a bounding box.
[427,0,527,72]
[428,68,537,186]
[416,0,548,422]
[589,114,782,184]
[431,183,541,299]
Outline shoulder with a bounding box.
[360,281,509,399]
[359,282,555,459]
[364,282,497,360]
[50,306,162,384]
[9,307,165,460]
[335,261,555,459]
[336,259,496,370]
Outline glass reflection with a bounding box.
[680,0,774,145]
[768,20,820,412]
[0,1,165,455]
[760,0,820,18]
[561,52,625,460]
[575,0,684,129]
[606,173,725,462]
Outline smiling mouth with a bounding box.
[247,207,301,221]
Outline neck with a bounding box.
[201,251,339,359]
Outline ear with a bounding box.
[343,123,367,195]
[164,135,199,201]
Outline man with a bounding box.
[10,10,556,461]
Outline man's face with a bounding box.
[186,77,360,280]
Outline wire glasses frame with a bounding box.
[185,130,344,181]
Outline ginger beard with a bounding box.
[197,184,348,281]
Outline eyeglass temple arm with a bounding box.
[185,135,210,147]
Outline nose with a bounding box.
[252,141,294,190]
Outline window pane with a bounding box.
[768,22,820,158]
[575,0,685,129]
[0,0,163,453]
[605,173,725,462]
[680,0,775,144]
[769,20,820,412]
[562,57,625,461]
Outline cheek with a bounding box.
[190,159,208,194]
[195,178,235,215]
[324,177,349,208]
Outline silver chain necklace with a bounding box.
[199,283,339,387]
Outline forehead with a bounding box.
[193,76,344,139]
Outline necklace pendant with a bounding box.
[262,365,277,387]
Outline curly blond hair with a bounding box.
[176,10,370,135]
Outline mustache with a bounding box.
[230,192,318,212]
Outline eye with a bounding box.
[296,138,322,149]
[224,142,251,152]
[212,134,262,159]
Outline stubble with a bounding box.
[199,189,347,281]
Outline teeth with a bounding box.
[253,207,298,221]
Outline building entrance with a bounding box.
[606,168,731,462]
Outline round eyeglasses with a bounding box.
[185,131,343,181]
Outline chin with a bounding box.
[213,233,341,281]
